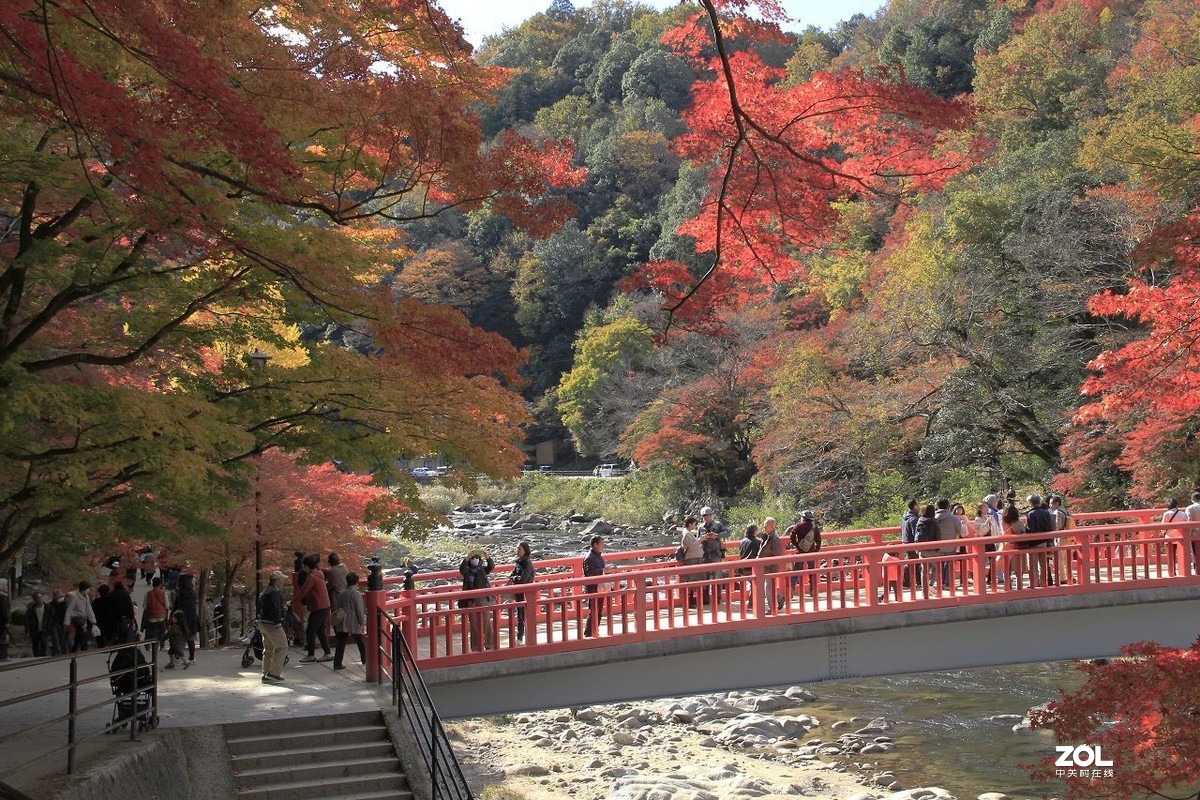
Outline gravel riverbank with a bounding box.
[449,685,1015,800]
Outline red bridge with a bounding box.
[364,509,1200,716]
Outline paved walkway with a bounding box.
[0,643,384,795]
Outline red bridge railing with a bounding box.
[365,509,1196,679]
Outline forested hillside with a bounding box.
[4,0,1196,577]
[396,0,1200,524]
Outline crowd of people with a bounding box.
[0,553,202,668]
[442,489,1199,653]
[256,551,367,684]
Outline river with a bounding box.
[427,508,1094,798]
[798,661,1082,798]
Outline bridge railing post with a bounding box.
[862,549,878,606]
[971,539,986,596]
[751,562,766,618]
[365,587,383,682]
[1077,532,1092,588]
[401,589,417,652]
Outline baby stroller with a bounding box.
[239,619,289,669]
[108,646,158,733]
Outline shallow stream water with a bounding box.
[796,661,1083,798]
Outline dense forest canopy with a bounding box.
[398,0,1199,523]
[3,0,1199,575]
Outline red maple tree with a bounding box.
[624,0,973,327]
[1030,638,1200,800]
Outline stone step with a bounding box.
[235,772,409,800]
[226,725,388,756]
[337,792,416,800]
[223,709,383,740]
[230,740,396,771]
[234,757,402,790]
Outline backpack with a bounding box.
[914,518,938,544]
[789,523,817,553]
[674,545,685,563]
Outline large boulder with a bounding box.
[582,519,615,538]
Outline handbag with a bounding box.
[330,608,346,629]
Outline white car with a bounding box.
[598,464,622,478]
[411,467,438,478]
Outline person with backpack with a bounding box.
[913,504,940,594]
[1049,495,1076,585]
[900,499,921,589]
[788,510,821,599]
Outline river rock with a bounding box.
[582,519,615,538]
[713,712,816,744]
[978,793,1010,800]
[856,717,894,734]
[785,686,818,702]
[861,743,891,754]
[731,693,790,713]
[987,714,1023,723]
[506,764,550,777]
[574,707,598,723]
[613,731,638,745]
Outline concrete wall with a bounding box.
[425,585,1200,717]
[385,707,434,800]
[46,727,236,800]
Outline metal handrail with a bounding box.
[0,640,159,780]
[378,610,473,800]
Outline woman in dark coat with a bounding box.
[459,550,495,652]
[172,574,199,664]
[508,541,535,645]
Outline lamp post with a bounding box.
[248,349,271,600]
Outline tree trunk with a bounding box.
[197,567,212,647]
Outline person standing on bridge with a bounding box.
[679,517,705,609]
[788,510,821,598]
[737,523,760,607]
[1023,494,1056,589]
[699,507,725,606]
[459,549,496,652]
[757,518,786,613]
[582,536,606,638]
[1186,492,1200,574]
[509,541,535,645]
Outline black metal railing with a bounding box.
[0,641,159,782]
[378,610,473,800]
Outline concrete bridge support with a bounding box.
[425,586,1200,718]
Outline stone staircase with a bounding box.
[225,709,413,800]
